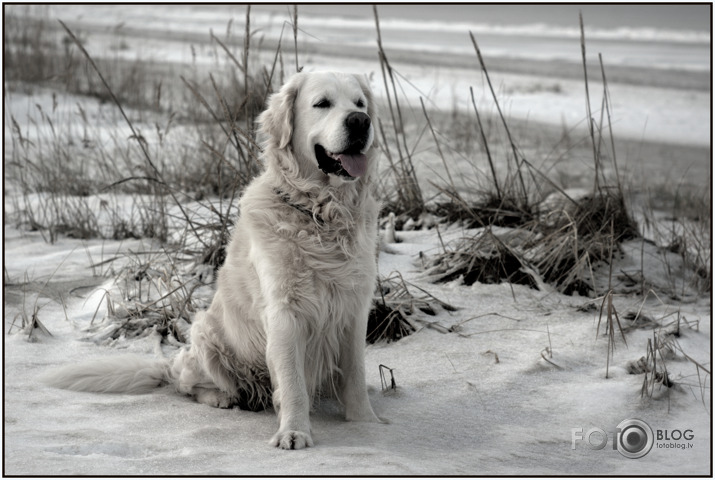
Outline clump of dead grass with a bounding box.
[619,301,708,409]
[533,188,639,296]
[83,250,214,347]
[424,228,538,290]
[423,185,639,296]
[368,272,457,343]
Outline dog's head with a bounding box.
[258,71,376,184]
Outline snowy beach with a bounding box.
[6,3,710,184]
[4,4,711,476]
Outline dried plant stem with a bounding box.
[579,13,601,194]
[469,86,501,201]
[243,6,251,134]
[469,31,527,205]
[292,5,300,73]
[598,53,621,192]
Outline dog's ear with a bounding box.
[257,74,302,150]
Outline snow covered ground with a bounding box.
[4,222,711,475]
[4,4,711,476]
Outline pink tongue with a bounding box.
[336,153,368,177]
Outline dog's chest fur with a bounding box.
[270,189,378,320]
[237,179,378,397]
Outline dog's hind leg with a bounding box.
[170,346,236,408]
[193,387,237,409]
[172,348,238,408]
[170,312,272,411]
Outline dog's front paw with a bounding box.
[269,430,314,450]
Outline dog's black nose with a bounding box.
[345,111,371,134]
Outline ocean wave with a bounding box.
[339,39,710,73]
[278,14,710,45]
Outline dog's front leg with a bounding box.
[338,306,382,423]
[265,314,314,449]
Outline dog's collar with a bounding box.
[274,188,324,226]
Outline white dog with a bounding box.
[43,71,383,449]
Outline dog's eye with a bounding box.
[355,99,365,108]
[313,99,331,109]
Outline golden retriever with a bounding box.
[43,71,383,449]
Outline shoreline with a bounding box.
[494,114,712,191]
[404,105,712,200]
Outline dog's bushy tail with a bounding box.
[40,355,170,394]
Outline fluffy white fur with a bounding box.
[41,71,382,450]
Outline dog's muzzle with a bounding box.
[315,112,371,179]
